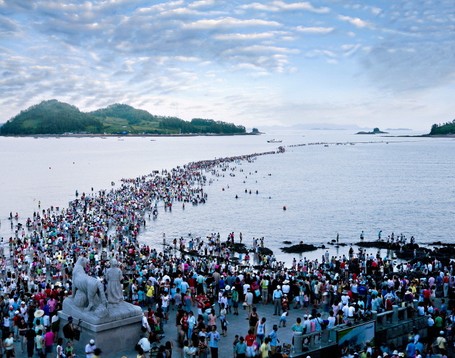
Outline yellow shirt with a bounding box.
[260,342,270,358]
[146,285,154,298]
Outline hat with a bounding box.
[392,350,398,355]
[15,310,19,314]
[21,301,25,305]
[277,285,281,289]
[225,285,230,291]
[90,339,95,345]
[283,280,289,284]
[398,353,404,357]
[303,315,308,318]
[231,287,235,291]
[440,330,445,335]
[34,309,45,318]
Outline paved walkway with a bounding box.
[12,300,298,358]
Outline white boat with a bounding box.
[267,139,282,143]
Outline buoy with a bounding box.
[283,206,287,211]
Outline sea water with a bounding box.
[0,131,454,265]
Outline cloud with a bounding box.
[338,15,371,28]
[213,31,287,41]
[189,0,216,8]
[295,26,334,34]
[239,1,330,14]
[183,17,281,30]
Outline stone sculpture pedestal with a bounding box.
[59,297,143,356]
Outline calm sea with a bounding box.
[1,131,454,264]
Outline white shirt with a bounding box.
[138,337,151,352]
[85,343,96,358]
[327,316,336,329]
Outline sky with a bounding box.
[0,0,454,131]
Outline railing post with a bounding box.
[392,305,399,324]
[292,334,304,355]
[402,305,408,320]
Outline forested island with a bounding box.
[0,100,253,136]
[356,127,388,135]
[429,119,455,135]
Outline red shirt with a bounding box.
[245,334,256,347]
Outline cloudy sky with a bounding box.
[1,0,454,131]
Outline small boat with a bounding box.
[267,139,282,143]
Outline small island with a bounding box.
[429,119,455,136]
[0,99,258,136]
[356,127,388,135]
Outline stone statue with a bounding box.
[105,259,124,304]
[72,257,107,316]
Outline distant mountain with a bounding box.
[0,100,247,136]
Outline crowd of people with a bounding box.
[0,149,454,358]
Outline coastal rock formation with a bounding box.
[280,243,317,253]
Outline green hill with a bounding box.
[0,100,247,136]
[429,119,455,135]
[0,100,103,135]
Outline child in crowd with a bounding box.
[279,310,288,327]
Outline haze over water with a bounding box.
[1,131,454,264]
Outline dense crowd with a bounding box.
[0,149,454,358]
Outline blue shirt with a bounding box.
[268,330,278,347]
[273,289,283,299]
[208,331,220,348]
[235,342,247,354]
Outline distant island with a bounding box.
[356,127,388,135]
[0,100,258,136]
[429,119,455,135]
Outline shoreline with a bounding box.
[0,132,261,138]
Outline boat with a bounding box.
[267,139,282,143]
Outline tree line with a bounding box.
[430,119,455,135]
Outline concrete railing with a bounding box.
[291,328,337,356]
[374,304,415,327]
[291,304,427,358]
